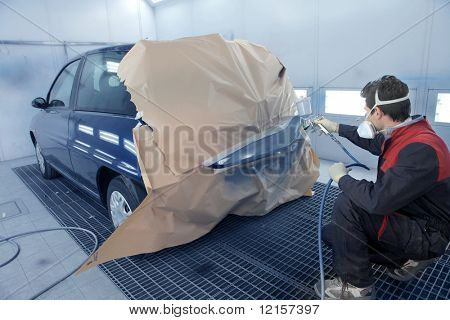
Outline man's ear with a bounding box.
[375,107,384,119]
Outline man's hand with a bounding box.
[329,162,351,184]
[313,117,339,133]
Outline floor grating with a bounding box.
[12,164,450,300]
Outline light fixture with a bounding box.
[99,130,120,145]
[78,124,94,136]
[147,0,166,7]
[124,139,137,155]
[106,61,119,73]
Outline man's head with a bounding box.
[360,75,411,130]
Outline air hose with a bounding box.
[317,132,370,300]
[0,227,98,300]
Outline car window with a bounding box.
[76,51,136,116]
[48,59,80,108]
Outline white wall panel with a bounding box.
[140,0,158,39]
[154,0,193,39]
[242,0,316,88]
[0,46,64,161]
[191,0,242,39]
[426,0,450,89]
[45,0,110,42]
[317,0,431,87]
[106,0,156,42]
[0,0,51,41]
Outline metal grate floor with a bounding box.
[13,164,450,300]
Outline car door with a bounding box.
[37,59,80,176]
[68,51,139,193]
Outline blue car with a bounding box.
[30,45,147,228]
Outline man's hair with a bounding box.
[360,75,411,122]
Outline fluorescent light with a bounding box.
[118,163,138,176]
[148,0,166,7]
[217,157,230,165]
[124,139,136,155]
[106,61,119,73]
[73,145,88,154]
[78,124,93,136]
[99,130,119,145]
[325,90,366,116]
[435,93,450,123]
[75,140,90,148]
[94,154,113,164]
[294,89,308,99]
[94,149,116,159]
[120,161,136,170]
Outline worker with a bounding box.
[313,75,450,299]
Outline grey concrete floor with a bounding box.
[0,156,126,300]
[0,155,376,300]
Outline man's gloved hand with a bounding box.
[329,162,351,184]
[313,117,339,133]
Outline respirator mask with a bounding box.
[357,89,409,139]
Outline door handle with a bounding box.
[49,110,58,114]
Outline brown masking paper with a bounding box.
[79,34,319,272]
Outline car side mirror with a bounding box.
[32,97,48,109]
[48,99,65,107]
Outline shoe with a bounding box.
[385,258,436,281]
[314,278,375,300]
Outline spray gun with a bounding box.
[294,96,363,165]
[295,98,330,134]
[295,97,329,133]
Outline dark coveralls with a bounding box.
[323,115,450,287]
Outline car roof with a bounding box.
[85,44,135,54]
[69,44,135,62]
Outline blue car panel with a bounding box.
[68,111,139,192]
[36,106,74,177]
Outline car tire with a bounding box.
[35,142,58,179]
[106,175,143,229]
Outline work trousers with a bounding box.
[322,193,449,287]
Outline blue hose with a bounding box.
[326,132,362,165]
[317,132,369,300]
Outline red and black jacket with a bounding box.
[337,115,450,236]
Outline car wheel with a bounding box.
[107,176,142,228]
[35,142,58,179]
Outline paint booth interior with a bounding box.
[0,0,449,300]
